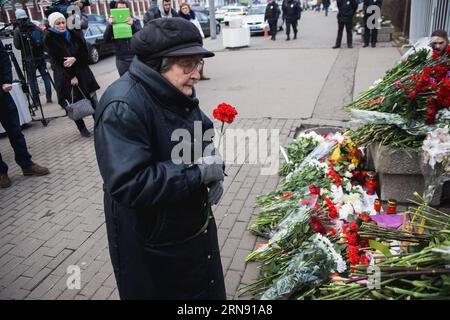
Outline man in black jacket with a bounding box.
[333,0,358,48]
[0,40,49,188]
[363,0,383,47]
[13,9,53,104]
[282,0,301,40]
[104,0,142,76]
[265,0,281,40]
[143,0,178,26]
[94,17,226,299]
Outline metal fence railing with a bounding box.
[410,0,450,43]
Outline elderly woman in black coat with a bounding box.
[94,18,226,300]
[44,12,100,137]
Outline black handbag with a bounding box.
[65,86,94,121]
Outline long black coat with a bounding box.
[265,2,281,22]
[282,0,301,22]
[337,0,358,23]
[44,30,100,105]
[94,57,226,300]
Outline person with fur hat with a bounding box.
[44,12,100,138]
[94,17,226,299]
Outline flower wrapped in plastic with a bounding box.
[246,205,313,262]
[260,234,346,300]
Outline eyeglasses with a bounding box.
[177,59,204,74]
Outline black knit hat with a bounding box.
[131,17,214,64]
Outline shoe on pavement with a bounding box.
[348,44,353,48]
[47,98,53,104]
[371,43,376,48]
[22,163,49,176]
[363,44,369,48]
[0,174,12,188]
[293,34,297,40]
[80,128,91,138]
[286,37,290,41]
[332,45,340,49]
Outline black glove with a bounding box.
[195,155,224,186]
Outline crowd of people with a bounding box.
[1,0,449,301]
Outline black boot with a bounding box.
[286,35,290,41]
[293,33,297,40]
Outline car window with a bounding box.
[196,12,208,22]
[248,7,266,15]
[96,24,106,33]
[89,25,102,36]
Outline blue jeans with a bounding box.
[324,5,329,16]
[0,92,33,174]
[26,59,52,103]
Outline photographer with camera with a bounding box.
[0,40,50,188]
[13,9,53,105]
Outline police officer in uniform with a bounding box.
[363,0,383,48]
[282,0,302,41]
[265,0,281,41]
[333,0,358,48]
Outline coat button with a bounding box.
[207,255,212,260]
[210,279,215,284]
[204,230,208,234]
[185,108,190,112]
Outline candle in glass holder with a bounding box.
[387,199,397,214]
[365,171,378,195]
[374,198,382,213]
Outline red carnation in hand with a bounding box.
[213,103,238,124]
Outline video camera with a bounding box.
[44,0,91,18]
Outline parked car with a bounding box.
[83,23,115,64]
[87,14,107,24]
[195,11,221,37]
[0,22,13,37]
[223,6,248,25]
[243,5,283,35]
[215,6,228,22]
